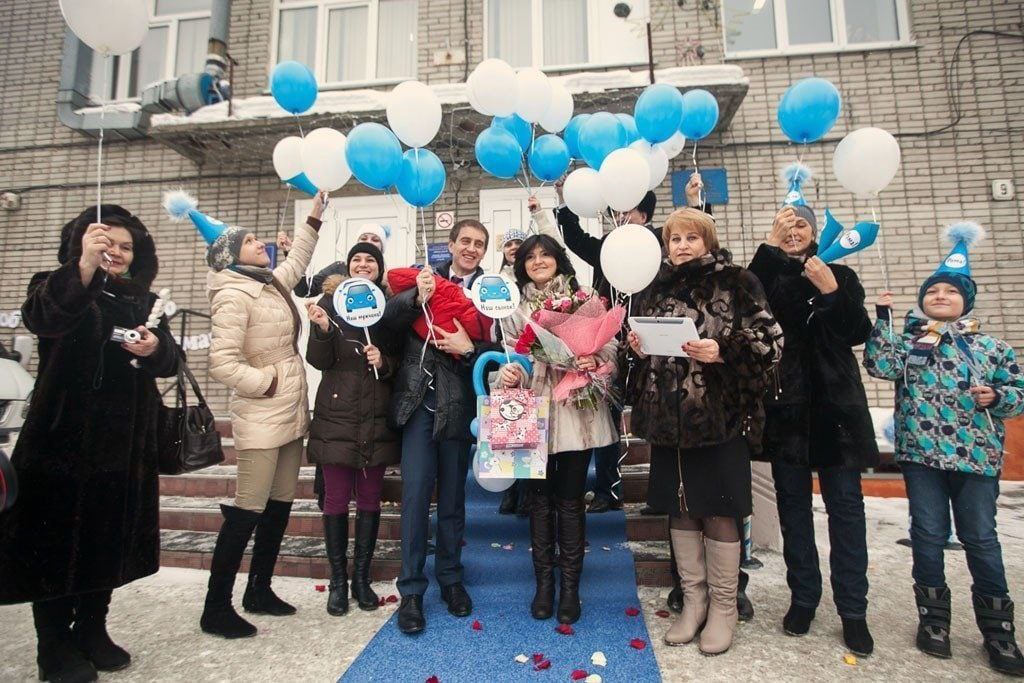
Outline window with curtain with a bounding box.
[89,0,212,101]
[274,1,418,85]
[723,0,908,56]
[487,0,644,68]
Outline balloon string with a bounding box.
[295,114,305,137]
[419,204,429,263]
[96,55,109,224]
[691,140,705,212]
[870,200,891,292]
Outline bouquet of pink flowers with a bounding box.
[515,289,626,410]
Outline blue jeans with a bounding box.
[901,462,1008,598]
[772,463,869,618]
[396,404,472,597]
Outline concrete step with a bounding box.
[159,496,410,540]
[159,529,674,587]
[160,463,652,504]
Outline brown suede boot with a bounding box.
[664,529,708,646]
[699,539,741,656]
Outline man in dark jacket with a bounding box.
[747,204,879,657]
[381,219,496,635]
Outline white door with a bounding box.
[477,188,604,288]
[291,195,418,407]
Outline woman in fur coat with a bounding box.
[0,205,179,682]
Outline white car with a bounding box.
[0,337,34,511]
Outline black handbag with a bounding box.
[158,353,224,475]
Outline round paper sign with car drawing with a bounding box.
[471,272,520,319]
[333,278,386,328]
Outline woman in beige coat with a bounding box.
[199,191,325,640]
[498,234,618,626]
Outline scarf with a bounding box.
[908,316,981,366]
[229,264,275,284]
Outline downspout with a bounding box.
[56,0,232,139]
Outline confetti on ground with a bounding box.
[515,655,529,664]
[502,544,514,551]
[629,638,647,650]
[556,624,575,635]
[426,677,439,683]
[585,676,602,683]
[602,546,611,551]
[843,654,858,666]
[472,620,482,631]
[624,607,640,617]
[314,585,326,592]
[534,659,552,671]
[491,543,501,549]
[533,654,545,663]
[591,652,607,667]
[571,670,588,680]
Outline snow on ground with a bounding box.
[1,485,1022,682]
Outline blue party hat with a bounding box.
[780,162,812,207]
[163,190,229,245]
[934,221,984,279]
[818,220,879,264]
[819,209,843,251]
[283,172,319,198]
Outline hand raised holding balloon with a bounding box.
[79,224,112,285]
[277,231,293,253]
[685,173,703,207]
[876,291,894,309]
[804,256,838,295]
[311,191,328,220]
[416,267,435,305]
[527,195,541,213]
[306,302,330,333]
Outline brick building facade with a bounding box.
[1,0,1021,414]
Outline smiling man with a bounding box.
[439,219,489,289]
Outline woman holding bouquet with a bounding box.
[624,208,782,655]
[499,234,620,625]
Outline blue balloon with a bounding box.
[396,148,445,207]
[492,114,533,153]
[577,112,626,170]
[283,172,318,197]
[562,114,591,159]
[680,89,719,141]
[270,61,318,114]
[777,77,841,144]
[470,417,480,439]
[528,134,570,183]
[634,84,684,144]
[475,126,523,180]
[616,114,641,145]
[346,123,403,191]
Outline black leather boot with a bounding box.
[351,510,381,611]
[529,492,556,620]
[322,513,349,616]
[499,483,517,515]
[72,590,130,672]
[242,499,297,616]
[555,496,585,625]
[737,569,754,622]
[973,592,1024,676]
[397,595,425,635]
[914,584,952,658]
[200,504,261,639]
[33,596,97,683]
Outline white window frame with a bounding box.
[482,0,648,72]
[269,0,418,89]
[92,0,212,102]
[721,0,914,59]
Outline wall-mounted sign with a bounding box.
[0,311,22,329]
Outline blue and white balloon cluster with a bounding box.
[268,62,446,208]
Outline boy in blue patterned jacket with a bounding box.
[864,222,1024,677]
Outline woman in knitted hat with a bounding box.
[747,202,878,656]
[0,205,179,681]
[196,191,325,639]
[305,242,401,617]
[865,222,1024,676]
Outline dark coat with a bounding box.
[381,261,497,442]
[747,243,879,469]
[623,250,783,456]
[305,285,401,469]
[0,209,179,604]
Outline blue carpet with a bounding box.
[340,481,662,683]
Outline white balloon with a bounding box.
[468,59,518,117]
[599,149,651,212]
[562,167,605,218]
[472,448,515,493]
[656,131,687,159]
[538,83,574,133]
[272,136,304,181]
[833,127,901,198]
[60,0,149,56]
[629,140,670,191]
[600,224,662,295]
[466,74,489,115]
[514,68,553,124]
[301,128,351,192]
[386,80,442,148]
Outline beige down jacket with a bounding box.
[207,222,318,451]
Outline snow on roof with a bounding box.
[71,64,747,129]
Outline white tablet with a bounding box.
[628,316,700,357]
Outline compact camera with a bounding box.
[110,327,143,344]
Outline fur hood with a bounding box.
[322,272,393,297]
[58,205,159,292]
